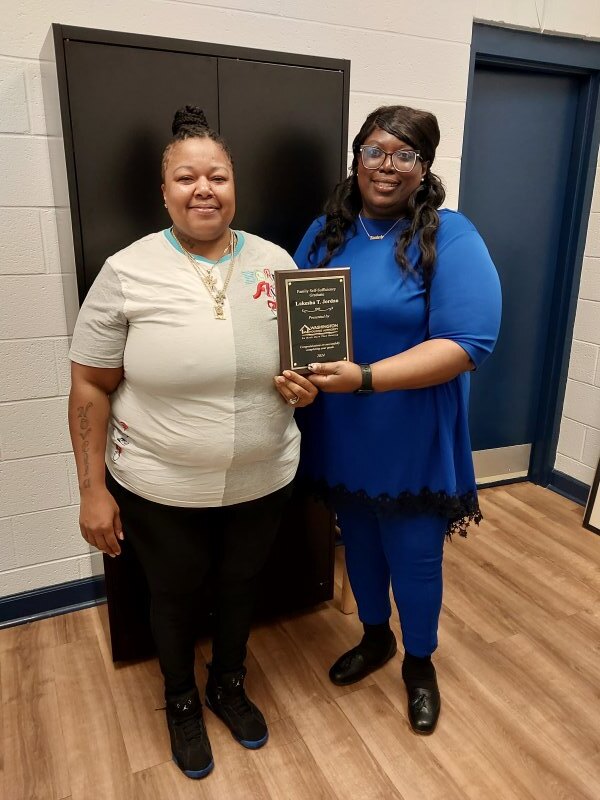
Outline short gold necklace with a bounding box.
[358,213,403,241]
[171,228,236,320]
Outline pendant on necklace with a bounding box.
[369,234,384,240]
[214,292,227,319]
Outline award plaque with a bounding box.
[275,268,353,373]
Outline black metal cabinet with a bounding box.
[63,41,219,289]
[54,25,349,299]
[53,25,349,661]
[218,58,345,254]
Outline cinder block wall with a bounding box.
[1,0,599,598]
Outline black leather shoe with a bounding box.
[329,633,397,686]
[407,686,441,734]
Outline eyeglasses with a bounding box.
[359,145,422,173]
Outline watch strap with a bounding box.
[354,363,373,394]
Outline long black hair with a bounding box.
[308,105,445,292]
[161,105,233,179]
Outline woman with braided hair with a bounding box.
[68,106,316,779]
[294,105,501,734]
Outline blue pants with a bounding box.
[336,504,447,658]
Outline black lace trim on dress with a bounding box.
[303,478,482,538]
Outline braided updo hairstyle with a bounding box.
[161,105,233,179]
[308,105,446,292]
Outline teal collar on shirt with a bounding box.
[163,227,245,263]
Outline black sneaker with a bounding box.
[205,666,268,749]
[166,687,214,779]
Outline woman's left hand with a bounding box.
[306,361,363,393]
[274,370,319,408]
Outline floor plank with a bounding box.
[248,622,328,716]
[0,614,67,654]
[437,656,600,799]
[503,481,583,523]
[1,645,70,800]
[280,603,373,699]
[290,696,403,799]
[492,632,600,762]
[53,639,135,799]
[444,536,560,641]
[525,606,600,690]
[133,760,213,800]
[251,733,337,800]
[64,603,171,774]
[475,513,600,597]
[336,683,464,800]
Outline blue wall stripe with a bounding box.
[0,575,106,628]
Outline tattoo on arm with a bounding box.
[77,402,93,489]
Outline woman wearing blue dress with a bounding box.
[293,105,501,734]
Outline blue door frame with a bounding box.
[460,24,600,496]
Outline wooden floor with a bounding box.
[2,483,600,799]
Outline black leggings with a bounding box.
[106,472,292,696]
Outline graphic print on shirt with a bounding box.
[242,268,277,315]
[111,419,130,462]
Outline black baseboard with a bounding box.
[476,475,529,490]
[0,575,106,629]
[547,469,590,506]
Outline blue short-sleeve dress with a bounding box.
[293,210,502,535]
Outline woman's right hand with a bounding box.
[79,487,124,557]
[274,370,319,407]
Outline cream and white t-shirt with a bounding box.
[69,229,300,507]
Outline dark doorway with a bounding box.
[460,24,600,487]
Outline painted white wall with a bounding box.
[1,0,599,598]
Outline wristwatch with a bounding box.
[354,363,374,395]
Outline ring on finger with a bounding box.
[288,395,299,405]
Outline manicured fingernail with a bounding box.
[118,532,124,540]
[275,376,284,384]
[283,370,291,377]
[308,363,317,371]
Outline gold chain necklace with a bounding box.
[171,228,236,320]
[358,214,403,241]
